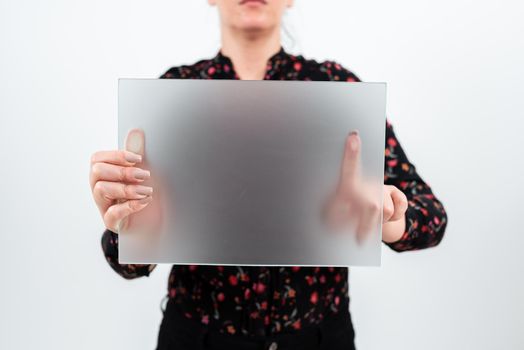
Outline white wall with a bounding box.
[1,0,523,349]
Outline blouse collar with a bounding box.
[213,46,291,80]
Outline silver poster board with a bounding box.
[118,79,386,266]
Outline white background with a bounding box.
[1,0,523,349]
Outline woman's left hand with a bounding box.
[324,131,408,244]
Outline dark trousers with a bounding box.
[156,300,356,350]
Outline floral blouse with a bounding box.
[101,47,448,337]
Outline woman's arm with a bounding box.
[321,61,447,250]
[101,229,157,279]
[97,69,186,279]
[90,131,157,279]
[382,119,448,251]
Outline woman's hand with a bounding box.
[90,129,154,233]
[381,184,408,243]
[325,131,408,244]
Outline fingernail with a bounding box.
[125,151,142,163]
[350,137,358,151]
[349,130,359,136]
[133,168,150,180]
[127,131,143,154]
[135,185,153,196]
[115,220,122,233]
[138,196,153,205]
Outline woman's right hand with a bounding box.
[89,129,154,233]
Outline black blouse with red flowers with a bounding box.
[101,47,448,337]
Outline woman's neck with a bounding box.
[220,26,281,80]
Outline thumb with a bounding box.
[117,128,148,233]
[125,128,145,157]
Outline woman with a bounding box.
[90,0,448,349]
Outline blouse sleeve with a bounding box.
[382,119,448,252]
[101,229,157,279]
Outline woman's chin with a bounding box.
[236,22,274,34]
[234,14,275,31]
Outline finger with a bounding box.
[93,180,153,216]
[125,128,145,157]
[93,181,153,203]
[389,187,408,222]
[90,150,142,166]
[325,197,355,232]
[339,131,361,195]
[90,163,150,189]
[104,196,153,233]
[355,199,381,244]
[382,187,395,223]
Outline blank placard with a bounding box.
[118,79,386,266]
